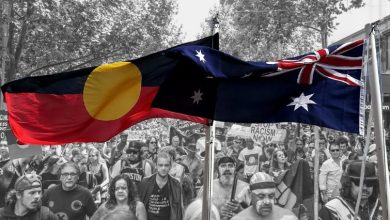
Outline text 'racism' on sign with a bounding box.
[250,123,286,144]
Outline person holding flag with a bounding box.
[319,161,381,220]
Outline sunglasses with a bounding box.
[351,178,377,187]
[126,150,138,154]
[330,149,340,152]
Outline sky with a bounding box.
[329,0,390,43]
[176,0,390,43]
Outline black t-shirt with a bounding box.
[147,182,171,220]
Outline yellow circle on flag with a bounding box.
[83,62,142,121]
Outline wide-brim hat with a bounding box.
[346,161,377,180]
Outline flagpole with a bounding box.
[202,15,219,220]
[367,24,389,220]
[202,121,214,220]
[313,126,320,220]
[354,108,372,220]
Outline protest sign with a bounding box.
[250,123,286,144]
[0,110,17,145]
[8,144,43,160]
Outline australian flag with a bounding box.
[155,39,365,135]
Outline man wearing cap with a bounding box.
[0,173,58,219]
[198,156,248,219]
[319,161,381,220]
[232,172,297,220]
[111,141,153,186]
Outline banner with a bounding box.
[8,144,43,160]
[250,123,286,144]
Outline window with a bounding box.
[381,32,390,74]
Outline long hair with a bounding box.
[87,147,105,165]
[272,149,289,170]
[106,174,138,214]
[339,174,379,204]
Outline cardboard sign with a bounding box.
[0,110,17,145]
[226,124,252,138]
[8,144,43,160]
[250,123,286,144]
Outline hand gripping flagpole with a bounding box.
[367,23,389,220]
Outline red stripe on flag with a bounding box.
[316,66,359,87]
[320,56,362,67]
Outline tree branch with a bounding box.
[13,1,33,70]
[62,51,127,72]
[27,51,101,76]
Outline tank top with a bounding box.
[120,160,144,183]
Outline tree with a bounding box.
[201,0,364,60]
[0,0,183,83]
[296,0,364,47]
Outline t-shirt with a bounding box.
[146,182,171,220]
[238,146,262,176]
[231,205,298,220]
[42,184,97,220]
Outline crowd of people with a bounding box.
[0,120,386,220]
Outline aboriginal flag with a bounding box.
[2,36,365,144]
[1,35,219,144]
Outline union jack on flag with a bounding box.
[267,40,364,87]
[164,39,366,135]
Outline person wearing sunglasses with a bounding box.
[319,143,343,204]
[319,161,381,220]
[42,162,97,220]
[0,173,58,219]
[111,141,153,189]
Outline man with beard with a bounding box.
[111,141,153,187]
[319,161,382,220]
[232,172,297,220]
[139,151,183,220]
[198,156,248,220]
[0,173,58,219]
[42,162,97,220]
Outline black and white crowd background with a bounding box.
[0,118,387,219]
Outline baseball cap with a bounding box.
[15,174,42,191]
[249,172,275,191]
